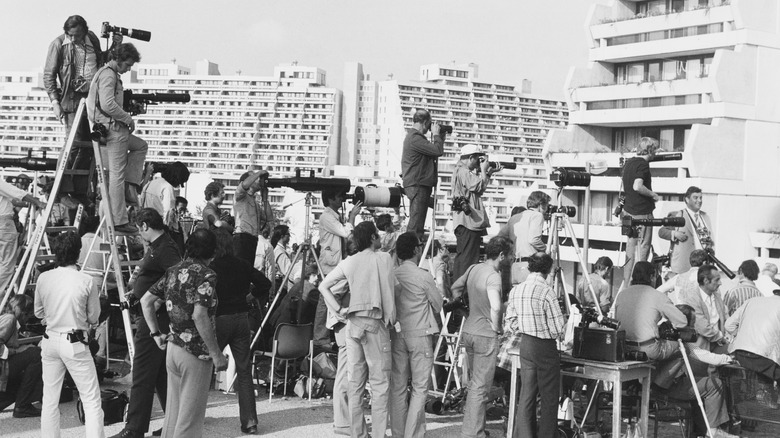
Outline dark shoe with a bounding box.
[240,425,258,434]
[152,428,162,436]
[115,223,139,234]
[108,428,143,438]
[12,405,41,418]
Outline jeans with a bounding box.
[390,333,434,438]
[346,317,391,438]
[232,232,258,265]
[460,332,498,438]
[216,313,258,429]
[515,335,560,438]
[41,331,104,438]
[454,225,483,282]
[162,343,213,438]
[126,314,168,433]
[100,123,148,225]
[405,185,432,239]
[313,296,331,348]
[623,212,653,285]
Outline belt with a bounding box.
[626,338,657,347]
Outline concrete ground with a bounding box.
[3,358,780,437]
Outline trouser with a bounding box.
[216,313,258,429]
[41,331,104,438]
[622,212,653,285]
[313,296,331,348]
[346,317,391,438]
[0,346,42,409]
[405,185,432,239]
[460,332,498,438]
[233,232,258,265]
[162,343,213,438]
[515,335,560,438]
[100,122,148,225]
[61,103,91,198]
[389,333,434,438]
[734,350,780,382]
[453,225,483,282]
[125,315,168,433]
[333,323,350,433]
[0,229,17,294]
[661,373,729,429]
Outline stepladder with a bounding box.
[1,98,137,364]
[430,310,467,402]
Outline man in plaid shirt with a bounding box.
[503,252,565,438]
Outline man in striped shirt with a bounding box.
[505,252,565,438]
[723,259,762,316]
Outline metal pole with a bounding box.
[583,162,592,269]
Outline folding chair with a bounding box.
[262,323,314,401]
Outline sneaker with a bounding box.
[115,223,139,234]
[108,428,143,438]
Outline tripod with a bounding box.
[248,191,325,352]
[546,188,604,319]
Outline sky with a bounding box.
[1,0,604,98]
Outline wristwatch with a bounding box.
[150,331,162,338]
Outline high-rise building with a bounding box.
[342,62,568,232]
[545,0,780,288]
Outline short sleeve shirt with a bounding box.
[148,259,218,360]
[622,157,654,215]
[462,263,502,338]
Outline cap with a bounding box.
[459,144,484,157]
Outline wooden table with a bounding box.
[506,348,653,438]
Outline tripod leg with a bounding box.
[678,339,715,438]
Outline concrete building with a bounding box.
[544,0,780,289]
[342,62,568,234]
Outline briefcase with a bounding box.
[572,326,626,362]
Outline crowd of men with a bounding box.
[3,13,780,438]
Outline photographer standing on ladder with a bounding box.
[620,137,661,288]
[451,144,500,281]
[86,43,148,234]
[402,109,446,239]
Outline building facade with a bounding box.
[544,0,780,289]
[342,62,568,234]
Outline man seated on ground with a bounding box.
[723,259,762,316]
[0,294,42,417]
[726,290,780,407]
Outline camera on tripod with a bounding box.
[621,216,685,238]
[658,321,697,343]
[545,205,576,218]
[100,22,152,42]
[550,167,591,188]
[451,196,471,215]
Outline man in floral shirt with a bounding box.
[141,228,228,437]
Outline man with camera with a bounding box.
[233,170,274,264]
[450,236,512,438]
[620,137,662,287]
[402,109,447,239]
[34,231,104,437]
[451,144,500,281]
[111,208,182,438]
[86,43,148,234]
[658,186,713,276]
[678,264,729,354]
[498,190,551,285]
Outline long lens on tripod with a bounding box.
[265,177,351,193]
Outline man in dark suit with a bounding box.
[679,265,729,354]
[659,186,713,276]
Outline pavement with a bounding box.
[3,360,780,437]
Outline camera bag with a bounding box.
[76,389,128,425]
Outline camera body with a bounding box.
[580,307,620,330]
[91,122,109,142]
[658,321,697,343]
[71,76,89,93]
[613,195,626,217]
[546,205,576,218]
[451,196,471,215]
[67,330,87,344]
[437,124,453,135]
[652,253,671,268]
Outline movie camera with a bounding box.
[263,169,405,209]
[580,307,621,330]
[658,320,697,343]
[621,216,685,238]
[123,90,191,116]
[550,167,591,188]
[0,151,57,171]
[100,22,152,42]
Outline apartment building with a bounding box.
[544,0,780,288]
